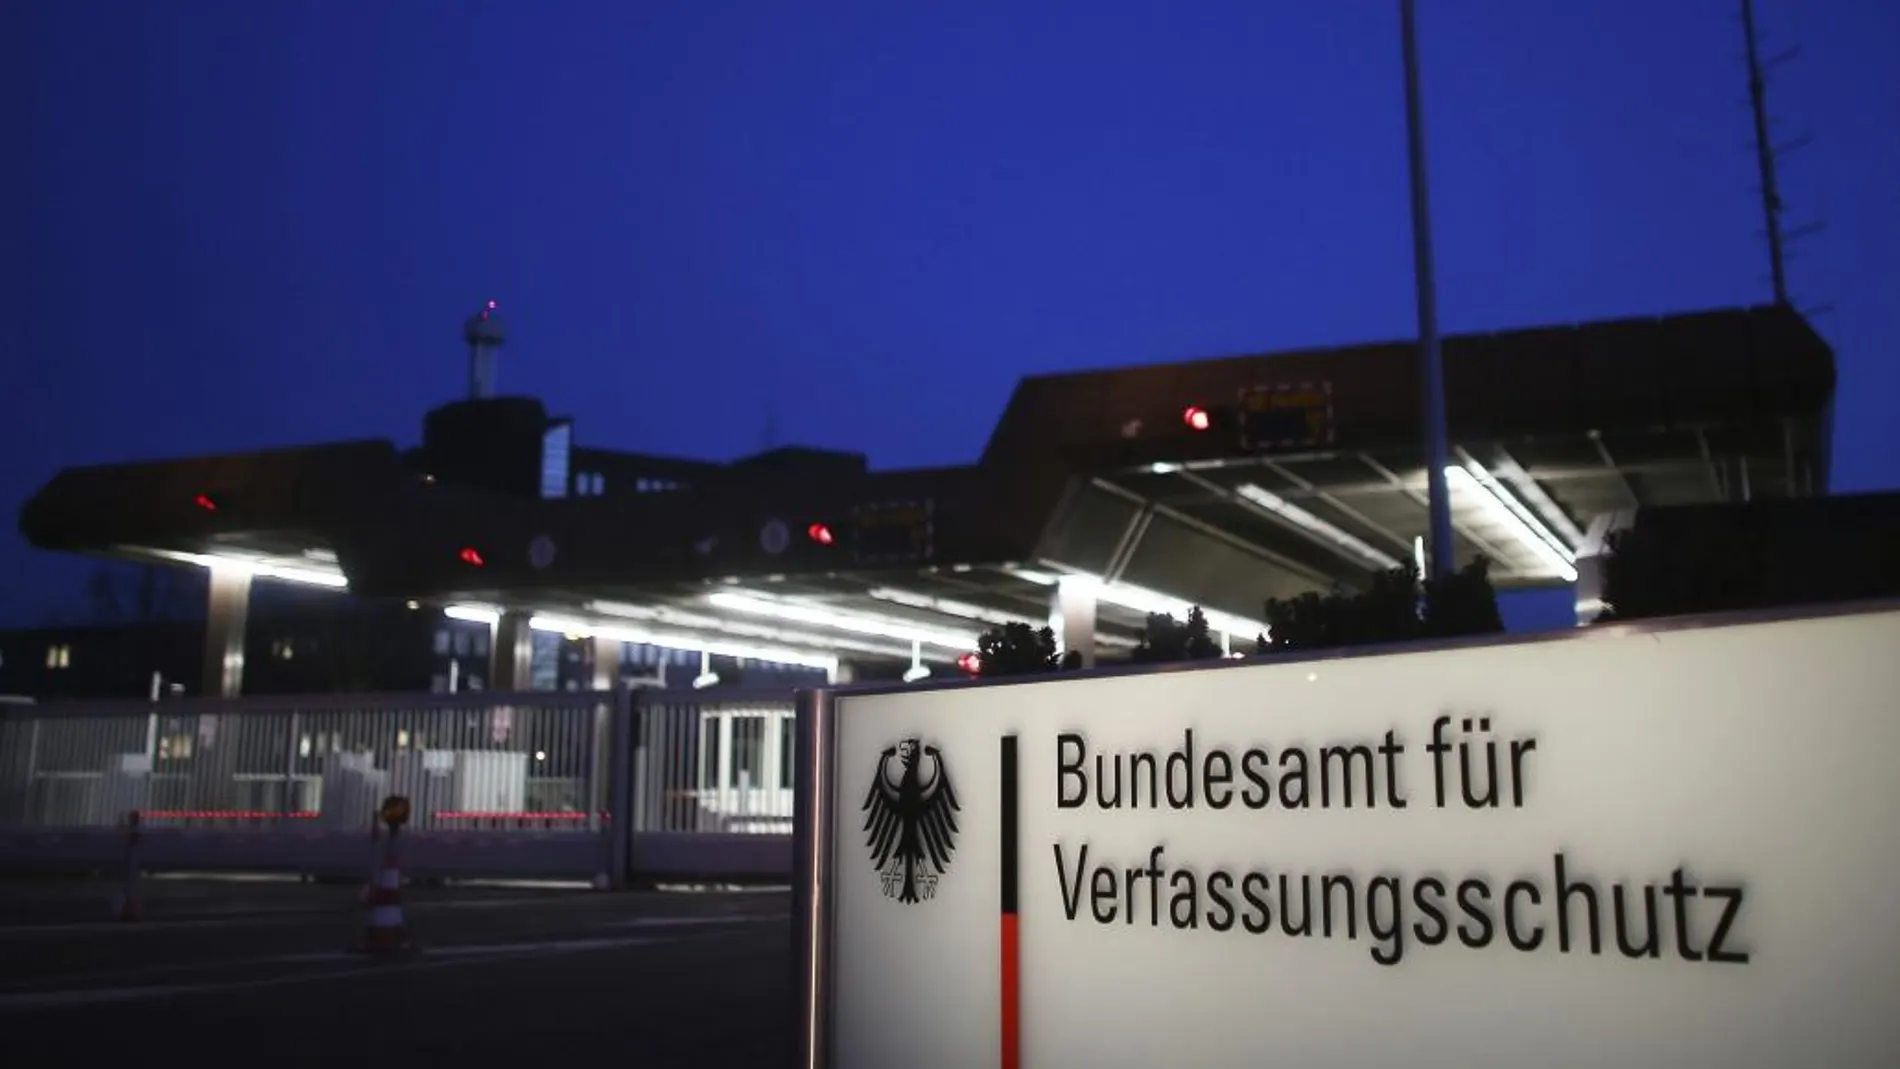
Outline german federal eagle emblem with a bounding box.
[860,738,961,903]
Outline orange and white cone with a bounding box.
[353,839,411,955]
[356,821,381,904]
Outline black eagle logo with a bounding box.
[861,738,961,903]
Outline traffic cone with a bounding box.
[356,820,381,904]
[352,836,412,955]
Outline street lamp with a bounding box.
[1399,0,1456,582]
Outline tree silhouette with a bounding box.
[1258,558,1503,654]
[1130,607,1223,663]
[1591,518,1900,623]
[973,623,1061,676]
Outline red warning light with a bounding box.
[1182,406,1212,432]
[458,547,486,567]
[193,493,219,512]
[806,523,835,546]
[956,652,981,676]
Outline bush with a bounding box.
[1592,521,1900,623]
[974,605,1228,676]
[973,622,1062,676]
[1129,606,1224,664]
[1257,558,1503,654]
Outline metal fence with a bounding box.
[0,686,798,884]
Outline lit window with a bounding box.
[44,644,71,670]
[541,422,572,500]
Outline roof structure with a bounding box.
[19,303,1834,669]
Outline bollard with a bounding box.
[112,810,144,922]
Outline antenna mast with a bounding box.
[1740,0,1826,312]
[464,300,506,399]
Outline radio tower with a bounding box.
[464,300,506,399]
[1740,0,1827,314]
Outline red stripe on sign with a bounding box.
[1001,912,1021,1069]
[999,734,1020,1069]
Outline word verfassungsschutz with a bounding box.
[1049,729,1749,967]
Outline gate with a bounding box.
[0,686,799,884]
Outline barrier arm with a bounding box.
[793,687,838,1069]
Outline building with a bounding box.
[15,302,1836,699]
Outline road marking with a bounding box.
[0,932,702,991]
[0,897,567,938]
[0,913,335,939]
[0,935,667,1012]
[601,913,789,930]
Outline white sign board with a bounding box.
[822,606,1900,1069]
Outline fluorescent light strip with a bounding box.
[706,591,979,652]
[1011,569,1267,639]
[587,600,924,661]
[1455,460,1575,563]
[1445,465,1579,582]
[1235,484,1403,570]
[866,587,1039,630]
[864,587,1140,649]
[457,599,899,662]
[153,549,349,589]
[444,604,502,625]
[1486,456,1587,549]
[530,613,839,672]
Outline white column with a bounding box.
[202,565,252,698]
[588,637,623,692]
[1572,510,1633,625]
[1053,575,1100,669]
[491,611,534,692]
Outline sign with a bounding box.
[851,499,934,564]
[813,605,1900,1069]
[1239,381,1334,450]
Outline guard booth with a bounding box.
[633,690,797,837]
[696,702,795,833]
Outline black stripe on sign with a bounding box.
[1000,734,1019,915]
